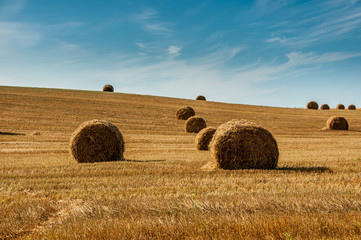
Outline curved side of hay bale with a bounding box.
[70,120,125,163]
[185,116,207,133]
[209,119,279,169]
[320,104,330,110]
[326,116,348,130]
[176,106,195,120]
[196,95,206,101]
[307,101,319,110]
[195,127,217,151]
[336,104,345,109]
[348,104,356,110]
[103,84,114,92]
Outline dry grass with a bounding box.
[1,86,361,239]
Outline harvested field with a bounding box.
[1,86,361,239]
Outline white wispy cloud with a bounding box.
[265,0,361,46]
[132,8,172,35]
[0,0,26,17]
[168,45,182,57]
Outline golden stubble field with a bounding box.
[0,86,360,239]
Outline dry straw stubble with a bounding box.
[326,116,349,130]
[70,119,125,163]
[185,116,207,133]
[307,101,319,110]
[195,127,217,150]
[103,84,114,92]
[209,119,279,170]
[176,106,195,120]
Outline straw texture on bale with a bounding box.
[195,127,217,151]
[196,95,206,101]
[326,116,348,130]
[176,106,195,120]
[209,119,279,169]
[70,120,124,163]
[103,84,114,92]
[185,116,207,133]
[337,104,345,109]
[320,104,330,110]
[348,104,356,110]
[307,101,318,110]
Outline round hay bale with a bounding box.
[31,132,40,136]
[337,104,345,109]
[176,106,195,120]
[70,120,125,163]
[185,116,207,133]
[326,116,348,130]
[210,119,279,169]
[307,101,318,110]
[195,127,216,151]
[103,84,114,92]
[348,104,356,110]
[196,95,206,101]
[320,104,330,110]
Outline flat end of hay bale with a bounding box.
[209,119,279,170]
[103,84,114,92]
[185,116,207,133]
[326,116,348,130]
[195,127,217,150]
[307,101,319,110]
[69,119,125,163]
[176,106,195,120]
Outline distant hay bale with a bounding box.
[176,106,195,120]
[70,120,124,163]
[195,127,216,150]
[307,101,319,110]
[326,116,348,130]
[103,84,114,92]
[185,116,207,133]
[196,95,206,101]
[348,104,356,110]
[209,119,279,170]
[31,132,40,136]
[337,104,345,109]
[320,104,330,110]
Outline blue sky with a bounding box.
[1,0,361,107]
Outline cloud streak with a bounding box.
[132,8,172,35]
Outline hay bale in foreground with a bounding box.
[307,101,319,110]
[209,119,279,169]
[185,116,207,133]
[176,106,195,120]
[348,104,356,110]
[103,84,114,92]
[70,120,124,163]
[320,104,330,110]
[337,104,345,109]
[196,95,206,101]
[195,127,216,150]
[326,116,348,130]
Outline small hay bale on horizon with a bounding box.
[103,84,114,92]
[307,101,319,110]
[348,104,356,110]
[196,95,206,101]
[195,127,216,151]
[326,116,348,130]
[337,104,345,109]
[176,106,195,120]
[209,119,279,170]
[70,119,125,163]
[320,104,330,110]
[185,116,207,133]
